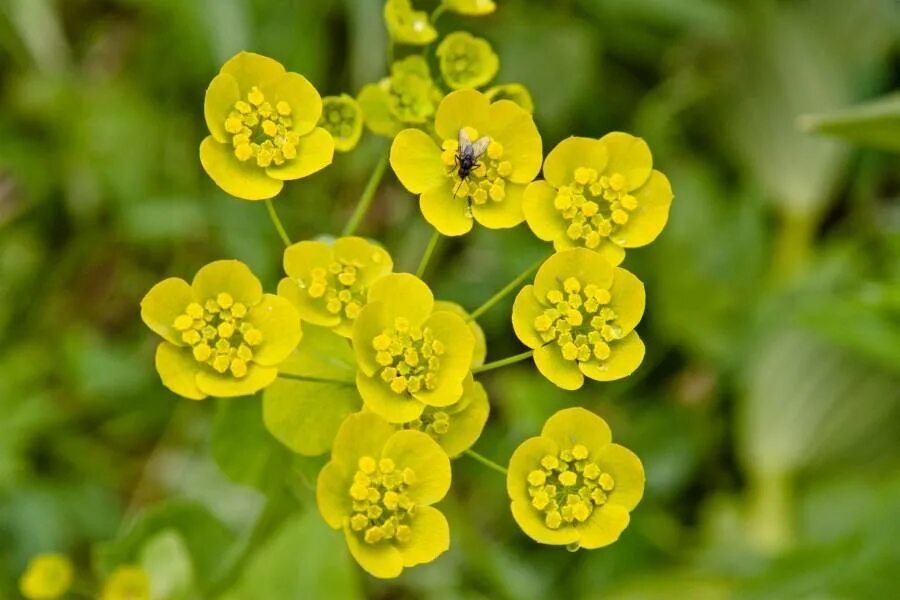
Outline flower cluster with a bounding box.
[19,556,150,600]
[135,0,673,584]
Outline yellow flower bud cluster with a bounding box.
[373,318,445,395]
[349,456,418,545]
[225,86,301,167]
[555,168,640,249]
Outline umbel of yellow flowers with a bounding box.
[201,51,334,200]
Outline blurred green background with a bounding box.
[1,0,899,598]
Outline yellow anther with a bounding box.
[567,223,583,240]
[611,209,629,225]
[390,377,408,394]
[497,160,513,177]
[404,348,419,366]
[541,455,559,470]
[337,270,356,286]
[358,456,377,474]
[217,322,235,339]
[212,355,231,373]
[431,340,445,355]
[555,192,573,211]
[472,187,488,204]
[590,489,607,505]
[593,342,611,360]
[350,482,370,501]
[185,302,204,319]
[547,290,564,304]
[563,277,581,293]
[402,467,416,485]
[489,183,505,202]
[224,116,243,134]
[561,342,579,361]
[364,527,384,544]
[583,463,601,480]
[620,194,638,210]
[461,126,479,140]
[234,143,254,161]
[574,167,597,185]
[581,201,599,217]
[608,173,626,191]
[192,344,212,362]
[373,334,391,351]
[527,470,547,486]
[366,504,383,519]
[559,471,577,487]
[345,302,361,319]
[276,101,291,115]
[367,487,381,503]
[394,317,410,332]
[230,358,247,378]
[531,490,550,510]
[350,514,369,531]
[247,87,265,106]
[326,298,342,314]
[235,100,251,114]
[281,142,297,160]
[376,351,393,366]
[379,458,396,474]
[243,328,263,346]
[598,473,615,491]
[395,525,412,542]
[534,314,553,331]
[572,502,591,522]
[174,314,194,331]
[486,141,503,160]
[545,511,563,530]
[566,310,583,327]
[572,445,589,460]
[260,119,277,137]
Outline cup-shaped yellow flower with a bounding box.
[278,237,393,337]
[317,412,451,579]
[319,94,364,152]
[384,0,438,45]
[391,89,543,236]
[358,56,442,138]
[141,260,302,400]
[523,134,673,266]
[507,408,644,550]
[352,274,475,423]
[437,32,499,90]
[201,51,335,200]
[101,566,150,600]
[512,249,645,390]
[19,554,72,600]
[443,0,496,16]
[486,83,534,113]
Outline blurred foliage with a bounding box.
[0,0,898,598]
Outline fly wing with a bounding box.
[458,128,472,152]
[471,136,491,159]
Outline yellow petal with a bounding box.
[316,461,352,528]
[434,89,491,142]
[195,363,277,397]
[540,407,613,454]
[487,100,542,183]
[191,259,263,306]
[334,237,394,285]
[266,127,334,181]
[248,293,302,366]
[343,526,404,579]
[599,132,652,191]
[579,330,645,382]
[577,503,630,549]
[357,370,425,424]
[422,310,475,384]
[200,136,283,201]
[351,302,390,376]
[471,182,526,229]
[390,129,447,194]
[543,137,607,188]
[618,170,673,248]
[262,72,322,137]
[367,273,434,326]
[420,182,473,236]
[204,73,240,143]
[523,180,564,241]
[510,500,579,546]
[155,342,206,400]
[357,83,402,137]
[141,277,193,345]
[397,506,450,567]
[444,0,496,15]
[608,267,646,334]
[439,377,489,457]
[382,430,451,504]
[330,411,397,470]
[596,241,626,267]
[532,249,613,301]
[219,51,286,95]
[433,301,485,367]
[412,378,464,409]
[277,277,341,330]
[511,286,545,349]
[533,344,584,390]
[594,443,645,511]
[506,435,559,504]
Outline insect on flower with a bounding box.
[453,128,491,202]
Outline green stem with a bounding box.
[416,229,441,279]
[464,449,507,476]
[342,150,389,236]
[468,255,547,321]
[472,349,534,374]
[277,373,355,386]
[431,4,446,23]
[265,199,291,247]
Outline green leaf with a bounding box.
[262,325,361,456]
[799,93,900,152]
[221,510,362,600]
[211,397,293,493]
[139,529,194,600]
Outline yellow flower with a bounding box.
[141,260,302,399]
[319,94,364,152]
[511,249,645,390]
[523,133,673,266]
[486,83,534,113]
[443,0,496,16]
[200,51,334,200]
[436,32,499,90]
[357,56,442,138]
[397,374,489,457]
[317,412,451,578]
[263,324,362,456]
[507,407,644,549]
[384,0,438,45]
[390,89,543,236]
[277,236,393,337]
[19,554,72,600]
[101,566,150,600]
[352,274,475,423]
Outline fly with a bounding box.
[452,129,490,203]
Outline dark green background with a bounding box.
[1,0,899,598]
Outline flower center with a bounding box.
[372,318,445,395]
[527,444,616,529]
[555,168,639,248]
[402,408,451,438]
[172,294,262,378]
[533,276,621,364]
[348,456,417,544]
[223,86,300,168]
[303,261,365,321]
[441,128,513,210]
[388,72,435,124]
[321,98,358,141]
